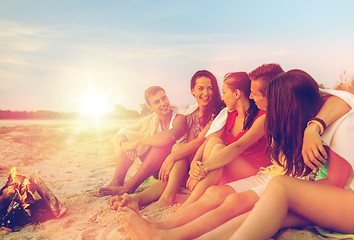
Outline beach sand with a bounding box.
[0,121,342,240]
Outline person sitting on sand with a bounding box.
[178,71,273,209]
[216,69,354,240]
[116,65,353,240]
[111,70,224,209]
[98,86,187,196]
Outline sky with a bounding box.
[1,0,354,114]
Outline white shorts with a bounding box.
[226,171,273,197]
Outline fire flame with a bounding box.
[18,177,35,209]
[8,167,36,212]
[10,167,22,186]
[34,169,38,184]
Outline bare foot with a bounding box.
[110,195,123,210]
[119,193,140,213]
[107,179,121,187]
[118,207,164,240]
[98,186,130,196]
[147,197,174,210]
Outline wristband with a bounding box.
[307,118,327,135]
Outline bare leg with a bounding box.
[200,137,225,166]
[118,189,259,240]
[100,145,173,196]
[104,148,134,187]
[158,185,235,229]
[197,210,310,240]
[155,143,189,207]
[97,149,134,196]
[169,190,259,239]
[118,196,310,240]
[231,176,354,240]
[181,168,223,208]
[153,159,188,208]
[197,212,250,240]
[118,206,221,240]
[202,150,350,239]
[131,180,167,207]
[119,143,188,208]
[178,137,225,208]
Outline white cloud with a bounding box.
[0,20,54,52]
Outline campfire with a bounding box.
[0,168,66,232]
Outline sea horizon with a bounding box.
[0,118,135,127]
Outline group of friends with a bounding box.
[97,63,354,240]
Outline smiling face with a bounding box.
[250,80,267,110]
[221,83,237,111]
[148,90,171,116]
[191,76,213,108]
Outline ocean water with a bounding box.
[0,119,135,127]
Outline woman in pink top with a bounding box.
[183,72,271,207]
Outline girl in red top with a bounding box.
[223,109,268,170]
[180,72,271,208]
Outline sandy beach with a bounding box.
[0,121,343,240]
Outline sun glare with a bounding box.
[80,89,109,120]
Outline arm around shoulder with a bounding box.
[317,95,351,127]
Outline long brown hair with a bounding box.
[266,69,324,177]
[224,72,259,131]
[190,70,225,126]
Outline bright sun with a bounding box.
[80,89,109,120]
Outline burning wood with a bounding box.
[0,168,66,231]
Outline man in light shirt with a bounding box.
[98,86,187,196]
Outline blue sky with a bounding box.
[1,0,354,113]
